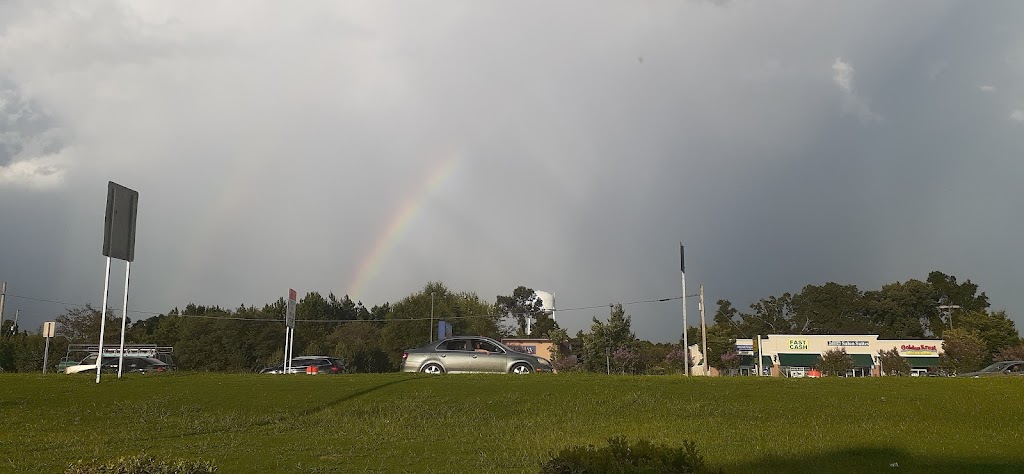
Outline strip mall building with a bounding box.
[693,334,944,377]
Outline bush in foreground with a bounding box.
[540,436,721,474]
[66,454,217,474]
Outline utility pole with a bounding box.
[680,244,688,376]
[937,296,961,330]
[429,292,434,343]
[11,309,18,335]
[0,281,6,334]
[699,284,708,376]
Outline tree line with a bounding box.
[1,271,1020,375]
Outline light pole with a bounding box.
[429,292,435,343]
[937,301,960,330]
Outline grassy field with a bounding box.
[1,372,1022,473]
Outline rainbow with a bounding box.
[344,152,462,301]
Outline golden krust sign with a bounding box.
[900,344,938,355]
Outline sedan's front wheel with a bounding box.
[510,363,532,375]
[421,363,444,375]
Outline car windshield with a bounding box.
[980,361,1015,372]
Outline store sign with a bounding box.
[788,340,808,350]
[508,344,537,354]
[828,340,869,347]
[900,344,938,355]
[736,344,753,352]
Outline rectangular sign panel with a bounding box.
[827,340,870,347]
[286,289,296,329]
[102,181,139,262]
[42,321,55,338]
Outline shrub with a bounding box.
[877,348,910,376]
[552,355,581,373]
[994,344,1024,362]
[664,347,691,374]
[818,349,854,376]
[718,350,741,375]
[612,346,639,374]
[66,454,217,474]
[941,328,987,374]
[539,436,721,474]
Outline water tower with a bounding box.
[534,291,556,320]
[527,290,556,336]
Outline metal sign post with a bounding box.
[97,181,139,384]
[42,321,55,374]
[116,261,131,378]
[285,289,296,374]
[96,257,112,384]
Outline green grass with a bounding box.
[1,373,1022,473]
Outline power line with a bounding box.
[6,291,688,324]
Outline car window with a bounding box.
[438,340,468,351]
[472,340,502,353]
[984,362,1013,372]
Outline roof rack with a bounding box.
[65,344,174,357]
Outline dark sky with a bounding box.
[1,1,1022,342]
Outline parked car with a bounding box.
[956,360,1024,378]
[260,356,346,374]
[65,355,171,374]
[401,336,553,375]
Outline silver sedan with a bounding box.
[401,336,553,375]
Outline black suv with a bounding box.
[261,356,346,374]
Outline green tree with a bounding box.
[495,286,545,337]
[634,341,673,374]
[704,325,737,373]
[862,280,930,339]
[580,304,637,373]
[940,328,987,375]
[739,293,796,336]
[927,271,989,312]
[712,300,743,338]
[957,310,1020,364]
[877,348,911,376]
[818,348,854,376]
[529,312,560,339]
[56,305,121,344]
[791,282,870,334]
[380,282,497,369]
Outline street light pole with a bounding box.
[429,292,435,343]
[937,303,960,330]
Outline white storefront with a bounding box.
[696,334,943,377]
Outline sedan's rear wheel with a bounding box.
[510,363,532,375]
[421,363,444,375]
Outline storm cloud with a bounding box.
[1,1,1022,342]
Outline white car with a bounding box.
[65,354,170,374]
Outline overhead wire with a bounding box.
[5,291,690,325]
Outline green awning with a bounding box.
[905,357,941,368]
[778,353,821,367]
[850,354,874,367]
[763,355,773,367]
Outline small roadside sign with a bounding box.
[42,321,56,374]
[286,289,296,329]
